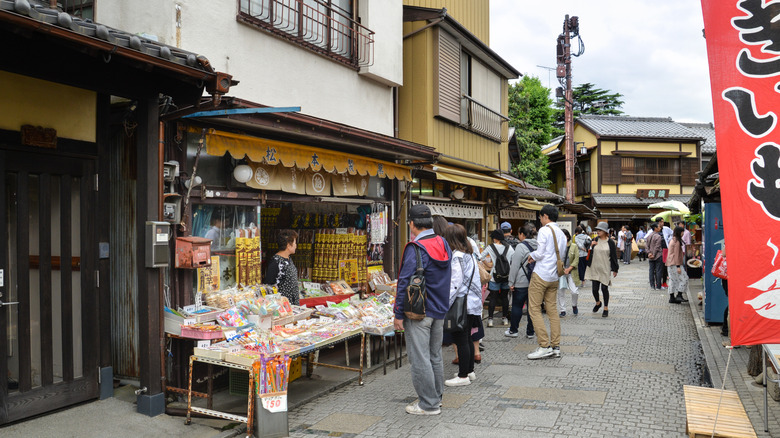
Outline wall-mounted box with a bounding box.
[175,236,212,269]
[145,221,170,268]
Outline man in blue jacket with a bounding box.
[394,204,452,415]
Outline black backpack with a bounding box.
[520,241,536,280]
[404,235,436,320]
[490,243,510,283]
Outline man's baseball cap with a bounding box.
[500,221,512,231]
[409,204,432,220]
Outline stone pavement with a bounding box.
[286,261,708,437]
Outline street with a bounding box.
[288,261,705,437]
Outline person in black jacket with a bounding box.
[584,222,619,317]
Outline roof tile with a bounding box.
[578,115,704,141]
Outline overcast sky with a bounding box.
[489,0,714,123]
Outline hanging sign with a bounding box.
[500,208,536,220]
[701,0,780,345]
[414,201,483,219]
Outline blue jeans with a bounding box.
[509,287,534,336]
[403,317,444,411]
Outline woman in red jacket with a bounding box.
[665,226,690,304]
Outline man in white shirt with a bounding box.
[526,205,567,360]
[204,217,223,247]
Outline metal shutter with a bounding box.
[434,28,461,123]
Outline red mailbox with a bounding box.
[176,236,212,268]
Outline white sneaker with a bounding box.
[453,372,477,381]
[504,329,519,338]
[487,319,494,327]
[526,333,536,339]
[553,346,561,358]
[444,376,471,387]
[502,318,509,326]
[527,346,554,360]
[405,401,441,415]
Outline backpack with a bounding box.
[521,241,536,280]
[490,243,510,283]
[404,243,427,320]
[582,235,592,252]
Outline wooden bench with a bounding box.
[684,385,757,438]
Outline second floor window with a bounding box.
[601,155,698,186]
[238,0,373,67]
[435,28,505,142]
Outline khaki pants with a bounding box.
[528,272,561,348]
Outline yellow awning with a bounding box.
[430,165,508,190]
[194,127,411,180]
[516,199,545,211]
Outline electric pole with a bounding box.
[557,15,580,203]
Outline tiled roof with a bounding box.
[511,185,561,200]
[578,115,704,141]
[1,0,216,75]
[542,135,564,156]
[680,122,716,155]
[592,193,693,206]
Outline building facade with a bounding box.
[543,115,704,224]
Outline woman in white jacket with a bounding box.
[443,224,483,387]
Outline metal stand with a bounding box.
[186,356,255,437]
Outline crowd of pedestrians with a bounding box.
[394,203,698,415]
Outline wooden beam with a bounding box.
[611,150,692,157]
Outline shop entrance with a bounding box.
[0,150,99,424]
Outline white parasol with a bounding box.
[647,200,690,214]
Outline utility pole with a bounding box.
[557,15,580,203]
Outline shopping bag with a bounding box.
[631,240,639,260]
[711,249,728,280]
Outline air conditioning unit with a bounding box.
[558,187,567,197]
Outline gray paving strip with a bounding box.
[423,423,549,438]
[498,407,560,427]
[631,361,676,373]
[503,386,608,404]
[483,364,571,377]
[591,337,629,345]
[493,375,547,387]
[308,413,382,434]
[559,356,601,367]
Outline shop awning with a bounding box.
[429,164,508,190]
[198,128,411,180]
[516,199,545,211]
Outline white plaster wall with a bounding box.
[96,0,400,136]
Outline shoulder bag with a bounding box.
[547,225,566,277]
[443,257,475,333]
[403,244,427,320]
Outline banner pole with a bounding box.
[711,346,734,438]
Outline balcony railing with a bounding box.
[462,95,509,142]
[238,0,374,68]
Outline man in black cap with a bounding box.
[394,203,452,415]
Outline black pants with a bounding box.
[578,256,587,283]
[451,315,478,377]
[488,288,510,319]
[722,279,729,335]
[649,258,663,289]
[592,281,609,307]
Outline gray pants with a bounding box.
[403,317,444,411]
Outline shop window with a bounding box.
[61,0,94,19]
[575,160,590,195]
[602,155,697,186]
[186,139,228,188]
[237,0,374,68]
[419,179,433,196]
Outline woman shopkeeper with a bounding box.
[266,229,300,305]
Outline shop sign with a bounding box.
[338,259,358,283]
[500,208,536,220]
[414,201,482,219]
[635,189,670,199]
[701,0,780,345]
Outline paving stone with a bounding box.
[502,387,608,404]
[556,345,588,354]
[590,337,628,345]
[308,413,382,434]
[441,393,470,409]
[423,423,535,437]
[482,364,571,377]
[498,407,560,427]
[494,375,547,387]
[559,356,601,367]
[632,361,676,373]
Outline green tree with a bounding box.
[553,82,624,135]
[508,76,554,188]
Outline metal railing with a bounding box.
[462,95,509,142]
[237,0,374,68]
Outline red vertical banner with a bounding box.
[701,0,780,346]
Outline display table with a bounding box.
[299,293,354,308]
[762,344,780,433]
[185,356,255,434]
[364,330,404,375]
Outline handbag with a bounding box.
[547,225,566,277]
[478,254,492,284]
[444,257,475,333]
[711,249,728,279]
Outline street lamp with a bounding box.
[575,141,587,156]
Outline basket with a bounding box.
[180,326,225,340]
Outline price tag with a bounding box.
[224,330,237,339]
[261,395,287,413]
[197,340,210,348]
[182,318,196,325]
[227,345,242,354]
